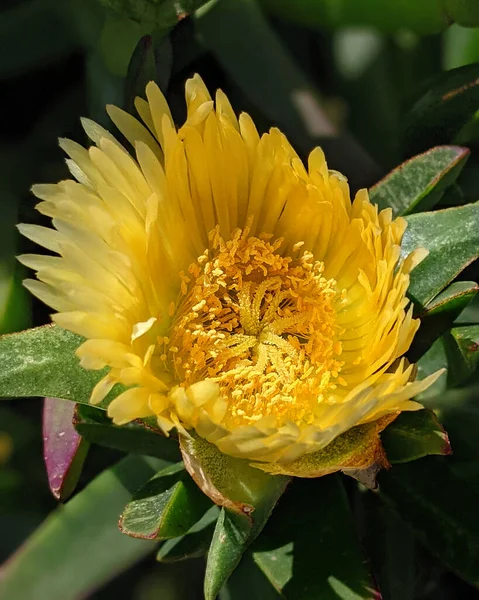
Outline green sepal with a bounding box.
[252,415,396,489]
[369,146,469,216]
[119,462,212,540]
[381,409,451,464]
[73,404,180,461]
[179,434,289,598]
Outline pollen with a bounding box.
[167,226,344,427]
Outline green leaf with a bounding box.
[369,146,469,216]
[43,398,89,501]
[124,33,172,113]
[119,462,212,540]
[258,0,448,34]
[252,477,378,599]
[415,337,449,400]
[444,0,479,27]
[73,404,180,461]
[450,324,479,374]
[378,457,479,588]
[0,325,121,406]
[0,455,166,599]
[179,434,289,599]
[404,63,479,154]
[221,552,280,599]
[156,505,219,562]
[422,281,478,317]
[381,409,451,464]
[402,203,479,308]
[356,493,417,600]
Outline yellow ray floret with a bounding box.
[19,74,440,463]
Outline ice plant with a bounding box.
[18,75,439,468]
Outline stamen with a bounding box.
[167,226,344,427]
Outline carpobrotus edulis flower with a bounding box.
[18,75,439,465]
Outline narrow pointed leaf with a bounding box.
[43,397,89,501]
[379,457,479,588]
[120,462,212,540]
[422,281,478,317]
[381,409,451,464]
[252,477,378,599]
[73,404,180,461]
[0,456,166,600]
[156,505,219,563]
[206,505,286,600]
[404,63,479,154]
[369,146,469,216]
[402,203,479,308]
[0,325,122,406]
[180,435,289,599]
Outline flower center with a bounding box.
[165,227,345,427]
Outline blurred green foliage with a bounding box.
[1,0,479,599]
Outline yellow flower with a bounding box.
[19,75,439,464]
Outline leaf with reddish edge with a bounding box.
[381,409,451,465]
[180,434,290,599]
[422,281,478,317]
[404,63,479,154]
[43,397,89,501]
[251,414,397,489]
[402,202,479,309]
[119,462,212,540]
[369,146,469,217]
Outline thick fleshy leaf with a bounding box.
[180,433,290,516]
[180,435,289,599]
[402,203,479,308]
[381,409,451,464]
[43,397,89,501]
[404,63,479,154]
[156,505,219,563]
[124,34,172,113]
[119,462,212,540]
[415,337,449,400]
[0,325,121,406]
[369,146,469,216]
[252,477,378,599]
[451,324,479,374]
[222,552,280,600]
[422,281,478,317]
[379,457,479,588]
[252,415,396,488]
[0,455,166,599]
[73,404,180,461]
[356,492,417,600]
